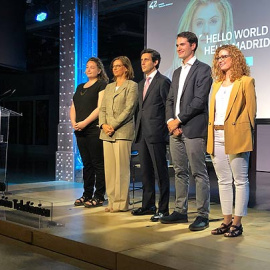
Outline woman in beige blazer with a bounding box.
[207,45,256,237]
[99,56,138,212]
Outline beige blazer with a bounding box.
[207,76,256,155]
[99,80,138,142]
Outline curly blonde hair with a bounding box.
[212,44,250,82]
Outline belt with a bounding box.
[214,125,224,130]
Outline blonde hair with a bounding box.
[171,0,235,71]
[212,44,250,82]
[110,56,134,81]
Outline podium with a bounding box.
[0,107,59,229]
[0,106,22,192]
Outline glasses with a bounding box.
[216,55,231,61]
[112,64,123,69]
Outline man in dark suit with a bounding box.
[131,49,171,222]
[160,32,212,231]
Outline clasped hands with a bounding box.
[73,121,86,131]
[167,118,183,137]
[102,124,115,137]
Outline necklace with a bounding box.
[80,80,97,95]
[80,87,88,95]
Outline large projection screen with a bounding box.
[147,0,270,119]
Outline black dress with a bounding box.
[73,80,107,200]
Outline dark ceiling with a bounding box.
[25,0,146,71]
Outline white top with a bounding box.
[214,83,234,125]
[175,56,196,119]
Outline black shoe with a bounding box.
[131,206,156,216]
[189,216,209,231]
[224,224,243,237]
[150,211,169,222]
[159,211,188,224]
[74,196,88,206]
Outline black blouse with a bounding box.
[73,80,107,135]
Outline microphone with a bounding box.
[0,89,16,101]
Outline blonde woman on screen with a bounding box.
[166,0,235,77]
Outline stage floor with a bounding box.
[1,180,270,270]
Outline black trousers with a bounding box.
[76,131,105,200]
[138,138,170,213]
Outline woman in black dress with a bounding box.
[70,57,108,207]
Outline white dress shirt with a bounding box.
[175,56,196,119]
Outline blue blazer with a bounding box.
[166,59,212,138]
[135,71,171,144]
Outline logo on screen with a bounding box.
[149,1,158,9]
[148,1,173,9]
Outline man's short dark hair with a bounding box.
[140,48,161,69]
[177,31,198,53]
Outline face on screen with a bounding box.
[192,3,222,53]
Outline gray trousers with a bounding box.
[170,134,210,218]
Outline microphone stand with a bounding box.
[0,89,16,194]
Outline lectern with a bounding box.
[0,106,22,192]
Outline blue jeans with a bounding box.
[170,134,210,218]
